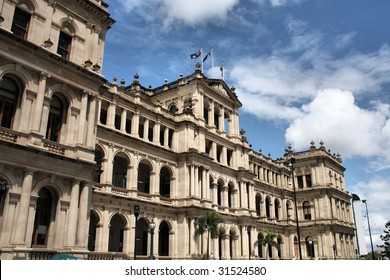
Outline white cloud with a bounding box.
[285,88,389,159]
[251,0,307,7]
[117,0,239,27]
[228,17,390,167]
[350,177,390,248]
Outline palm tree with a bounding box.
[255,230,280,259]
[194,211,224,259]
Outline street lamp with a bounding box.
[332,245,336,260]
[247,225,252,260]
[133,205,140,260]
[351,193,361,259]
[362,199,375,258]
[289,157,302,260]
[148,219,156,260]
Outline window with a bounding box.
[57,32,72,60]
[0,76,20,128]
[303,201,312,220]
[11,8,31,40]
[46,95,67,142]
[159,167,171,197]
[306,174,312,187]
[297,175,304,188]
[169,104,178,114]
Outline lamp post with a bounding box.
[289,157,302,260]
[148,219,156,260]
[362,200,374,258]
[351,193,361,259]
[332,245,336,260]
[247,225,252,260]
[133,205,140,260]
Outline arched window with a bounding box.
[303,201,312,220]
[158,221,170,256]
[274,199,280,220]
[255,194,261,216]
[169,104,178,114]
[159,167,171,197]
[217,180,223,206]
[46,94,67,142]
[265,197,271,218]
[228,183,234,208]
[137,161,151,193]
[286,201,292,219]
[0,76,21,128]
[112,153,128,188]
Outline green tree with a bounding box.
[194,211,224,260]
[378,220,390,259]
[255,230,280,259]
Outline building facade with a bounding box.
[0,0,355,260]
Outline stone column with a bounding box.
[143,119,149,140]
[76,91,88,145]
[65,180,80,247]
[76,183,92,248]
[190,164,195,197]
[13,170,34,245]
[164,127,169,148]
[107,102,116,129]
[120,109,127,132]
[31,72,50,133]
[131,112,139,137]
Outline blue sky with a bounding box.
[102,0,390,251]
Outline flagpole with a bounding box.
[201,47,204,74]
[220,61,224,80]
[211,48,214,79]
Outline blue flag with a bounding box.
[190,49,202,59]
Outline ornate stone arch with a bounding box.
[0,63,32,90]
[16,0,38,13]
[58,18,79,36]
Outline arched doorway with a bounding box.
[257,233,264,258]
[88,210,99,251]
[32,187,56,247]
[158,221,170,256]
[135,218,149,256]
[108,214,126,252]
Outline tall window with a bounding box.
[57,31,72,60]
[0,76,20,128]
[159,167,171,197]
[46,95,66,142]
[11,8,31,40]
[303,201,312,220]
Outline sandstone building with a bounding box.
[0,0,355,260]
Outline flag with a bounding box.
[190,49,202,59]
[220,61,224,78]
[203,49,212,62]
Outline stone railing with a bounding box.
[0,126,18,143]
[42,139,66,155]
